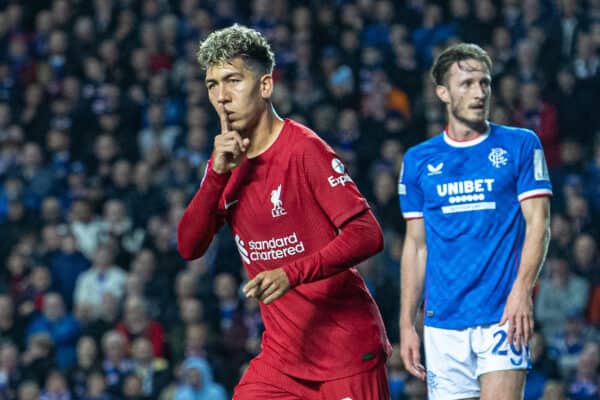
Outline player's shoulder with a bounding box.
[285,118,333,154]
[491,123,540,145]
[404,133,445,160]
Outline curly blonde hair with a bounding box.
[197,24,275,74]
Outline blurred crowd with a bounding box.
[0,0,598,399]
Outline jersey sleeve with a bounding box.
[301,137,369,228]
[177,158,227,260]
[398,150,424,219]
[516,130,553,201]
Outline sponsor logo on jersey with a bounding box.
[488,147,508,168]
[331,158,345,174]
[328,157,353,187]
[533,149,550,181]
[270,185,287,218]
[224,199,239,209]
[235,232,306,264]
[427,162,444,175]
[235,235,251,264]
[437,179,496,214]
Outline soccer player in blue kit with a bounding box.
[399,43,552,399]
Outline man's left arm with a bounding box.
[244,137,382,304]
[243,209,383,304]
[500,196,551,347]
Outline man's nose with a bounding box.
[473,83,486,99]
[217,84,229,103]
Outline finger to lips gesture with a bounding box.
[243,268,290,305]
[212,104,250,174]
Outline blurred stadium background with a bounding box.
[0,0,598,399]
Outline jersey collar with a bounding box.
[443,124,491,148]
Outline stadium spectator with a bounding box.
[0,1,597,397]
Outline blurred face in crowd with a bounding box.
[93,245,114,269]
[43,293,64,321]
[573,234,597,268]
[548,257,570,284]
[21,142,43,168]
[103,199,126,225]
[176,271,197,299]
[132,249,156,279]
[374,170,395,204]
[214,272,237,301]
[186,323,208,349]
[0,342,18,369]
[32,267,51,291]
[94,134,118,162]
[77,336,97,367]
[0,295,14,320]
[45,371,68,394]
[205,57,272,135]
[131,338,153,364]
[520,82,541,110]
[17,381,40,400]
[124,296,148,328]
[123,374,143,397]
[102,331,126,362]
[87,372,106,397]
[436,59,491,130]
[111,159,132,187]
[46,130,70,153]
[180,298,203,324]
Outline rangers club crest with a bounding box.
[488,148,508,168]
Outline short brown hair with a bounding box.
[430,43,492,86]
[197,24,275,75]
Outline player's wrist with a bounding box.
[512,277,535,294]
[211,163,231,175]
[399,319,416,330]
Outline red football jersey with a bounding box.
[218,119,390,380]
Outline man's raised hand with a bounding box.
[212,104,250,174]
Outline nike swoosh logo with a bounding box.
[225,199,239,209]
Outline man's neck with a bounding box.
[244,107,284,159]
[446,118,488,141]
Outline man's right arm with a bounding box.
[178,107,249,260]
[177,166,229,260]
[400,217,427,380]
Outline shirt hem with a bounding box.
[255,348,385,381]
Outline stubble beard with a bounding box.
[450,100,489,132]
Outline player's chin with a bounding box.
[467,110,488,123]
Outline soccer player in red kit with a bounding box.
[177,24,392,399]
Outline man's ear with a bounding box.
[435,84,450,104]
[260,74,273,99]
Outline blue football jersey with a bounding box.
[399,123,552,329]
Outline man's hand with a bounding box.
[499,282,534,349]
[400,326,426,380]
[243,268,290,304]
[212,104,250,174]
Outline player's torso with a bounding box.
[416,134,519,237]
[221,147,335,278]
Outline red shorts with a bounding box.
[233,359,390,400]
